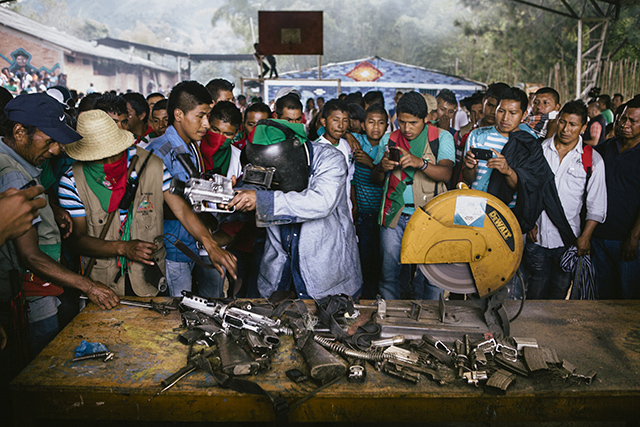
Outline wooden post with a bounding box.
[576,19,582,99]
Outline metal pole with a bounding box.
[576,18,583,99]
[318,55,322,80]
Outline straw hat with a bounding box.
[66,109,134,161]
[421,93,438,114]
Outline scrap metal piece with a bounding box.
[486,369,516,391]
[513,337,539,351]
[560,360,577,378]
[348,360,366,383]
[572,369,597,385]
[371,335,405,348]
[494,353,529,377]
[383,345,420,364]
[423,333,452,354]
[474,338,497,355]
[463,370,488,386]
[71,351,116,363]
[376,296,387,321]
[409,302,422,321]
[496,341,518,362]
[438,293,446,323]
[523,346,548,372]
[472,348,487,368]
[540,347,561,365]
[379,361,421,384]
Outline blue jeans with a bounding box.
[194,255,226,298]
[356,212,381,299]
[166,260,194,297]
[28,314,59,358]
[592,238,640,299]
[379,214,443,300]
[523,242,571,299]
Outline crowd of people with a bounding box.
[0,74,639,385]
[1,50,68,97]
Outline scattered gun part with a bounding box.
[214,333,261,376]
[496,341,518,362]
[455,339,470,378]
[471,347,487,369]
[71,351,116,363]
[371,335,405,348]
[152,347,217,400]
[178,324,222,346]
[572,369,597,385]
[560,360,577,378]
[463,370,488,386]
[438,293,446,323]
[423,333,452,354]
[541,347,560,365]
[414,339,455,368]
[494,353,529,377]
[285,368,309,384]
[523,346,548,372]
[151,365,197,401]
[409,302,422,321]
[486,369,516,391]
[383,346,420,365]
[313,335,390,363]
[180,292,292,346]
[300,334,347,383]
[473,337,497,355]
[513,337,539,351]
[378,361,421,384]
[348,359,366,384]
[119,299,178,316]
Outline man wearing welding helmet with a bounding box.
[229,119,362,299]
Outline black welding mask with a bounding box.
[244,119,310,193]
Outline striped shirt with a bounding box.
[58,146,172,220]
[464,126,509,193]
[352,133,383,214]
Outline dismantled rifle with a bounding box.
[119,298,178,316]
[179,292,292,352]
[169,173,236,214]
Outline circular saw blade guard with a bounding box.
[402,189,523,297]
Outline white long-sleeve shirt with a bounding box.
[534,136,607,249]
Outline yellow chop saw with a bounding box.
[375,187,524,341]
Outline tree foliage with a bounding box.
[5,0,639,88]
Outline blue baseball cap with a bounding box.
[4,93,81,144]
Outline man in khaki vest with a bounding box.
[58,109,235,296]
[372,92,455,300]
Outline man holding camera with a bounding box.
[371,92,455,300]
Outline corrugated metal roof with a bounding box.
[280,56,485,87]
[0,7,173,72]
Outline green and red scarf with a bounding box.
[201,130,232,175]
[83,151,134,274]
[83,152,128,213]
[379,126,438,227]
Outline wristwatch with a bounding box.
[419,157,430,171]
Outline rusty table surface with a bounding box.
[10,299,640,423]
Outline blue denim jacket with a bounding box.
[147,126,199,262]
[254,141,362,299]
